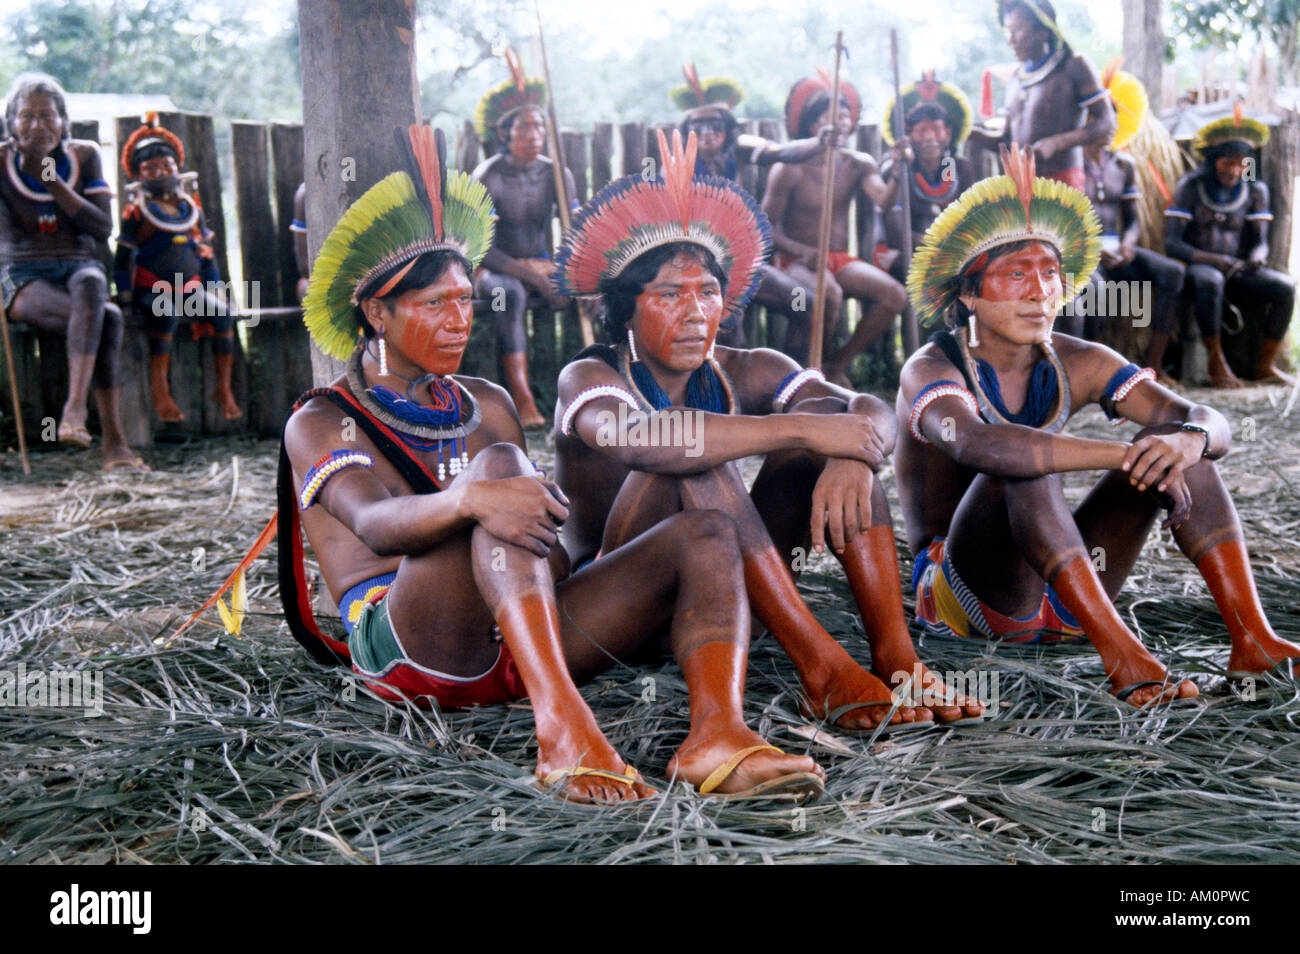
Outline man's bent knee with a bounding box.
[466,441,532,480]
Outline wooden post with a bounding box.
[456,119,481,173]
[561,129,587,203]
[591,122,613,193]
[298,0,420,386]
[619,122,645,178]
[270,122,306,306]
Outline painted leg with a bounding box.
[1204,334,1243,389]
[149,349,184,422]
[212,346,244,420]
[465,444,653,803]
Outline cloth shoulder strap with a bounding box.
[276,385,441,665]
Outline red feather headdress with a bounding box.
[553,129,771,321]
[120,111,185,177]
[784,73,861,138]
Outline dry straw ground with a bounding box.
[2,384,1298,864]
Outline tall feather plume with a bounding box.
[1101,56,1121,89]
[1233,100,1244,127]
[658,128,696,229]
[505,48,527,94]
[683,63,706,106]
[395,124,445,239]
[1000,143,1036,232]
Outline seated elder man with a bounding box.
[553,130,984,733]
[0,73,141,470]
[895,145,1298,708]
[284,125,823,804]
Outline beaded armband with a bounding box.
[560,385,642,437]
[772,368,826,412]
[1101,364,1155,424]
[908,380,978,445]
[299,450,374,510]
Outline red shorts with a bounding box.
[1043,167,1087,192]
[348,591,528,709]
[774,250,860,275]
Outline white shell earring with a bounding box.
[627,328,639,363]
[967,315,980,349]
[378,334,389,376]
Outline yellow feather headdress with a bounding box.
[907,144,1100,326]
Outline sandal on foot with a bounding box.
[535,764,648,804]
[58,423,93,448]
[821,700,935,736]
[1112,678,1193,708]
[1226,658,1298,683]
[697,744,824,802]
[103,456,151,474]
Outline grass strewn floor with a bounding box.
[1,384,1298,864]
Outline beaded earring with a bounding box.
[627,328,639,363]
[967,314,980,348]
[378,332,389,376]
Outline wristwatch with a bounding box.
[1178,422,1211,458]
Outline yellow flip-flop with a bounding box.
[697,744,824,802]
[536,764,651,804]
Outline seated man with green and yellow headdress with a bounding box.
[282,126,822,805]
[1164,105,1293,387]
[896,144,1299,707]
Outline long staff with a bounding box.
[0,303,30,474]
[809,31,846,369]
[534,2,595,345]
[892,28,919,356]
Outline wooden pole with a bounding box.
[809,31,845,370]
[0,303,31,474]
[892,29,919,357]
[534,2,594,346]
[298,0,420,386]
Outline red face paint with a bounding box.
[963,241,1063,345]
[631,253,724,371]
[508,109,546,164]
[382,264,474,377]
[1214,156,1247,188]
[908,118,951,164]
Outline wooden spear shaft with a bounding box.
[809,31,845,370]
[892,28,919,356]
[534,2,595,346]
[0,304,30,475]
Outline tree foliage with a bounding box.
[1172,0,1300,83]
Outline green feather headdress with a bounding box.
[475,48,548,153]
[908,144,1100,327]
[1193,102,1270,156]
[671,63,743,112]
[882,72,972,147]
[302,125,495,361]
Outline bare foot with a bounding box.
[1108,652,1198,708]
[1254,363,1296,386]
[1227,634,1300,679]
[213,388,244,421]
[151,389,185,422]
[534,726,655,804]
[873,654,986,724]
[802,662,928,730]
[668,718,824,797]
[1207,351,1243,390]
